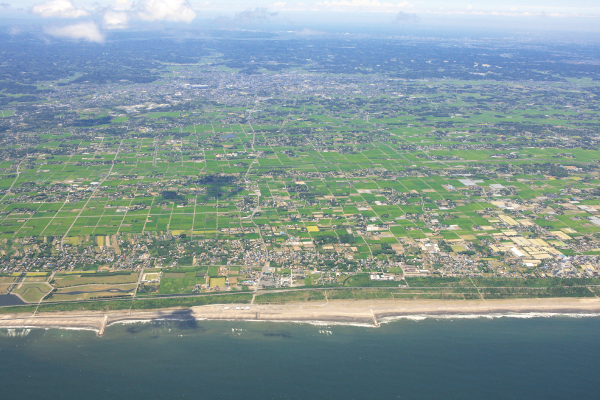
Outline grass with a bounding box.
[479,287,596,299]
[28,293,253,313]
[209,277,226,288]
[11,283,52,303]
[406,277,475,287]
[471,277,600,288]
[144,273,160,280]
[327,289,395,300]
[132,293,253,309]
[52,273,139,288]
[343,274,402,287]
[47,284,138,301]
[158,272,204,294]
[0,305,37,314]
[254,290,326,304]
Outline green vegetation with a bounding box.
[11,283,52,302]
[130,293,252,309]
[344,274,402,287]
[159,272,205,294]
[48,284,138,301]
[52,273,139,288]
[254,291,326,304]
[0,305,37,314]
[406,277,474,287]
[2,34,600,313]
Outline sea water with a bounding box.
[1,316,599,399]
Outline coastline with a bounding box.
[2,297,600,335]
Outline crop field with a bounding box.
[209,277,226,288]
[1,80,599,246]
[158,272,205,294]
[1,35,600,309]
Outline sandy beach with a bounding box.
[2,297,600,335]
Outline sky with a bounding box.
[1,0,600,42]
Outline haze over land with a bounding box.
[1,0,600,42]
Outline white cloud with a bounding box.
[113,0,133,11]
[266,2,308,11]
[104,9,128,29]
[316,0,410,11]
[32,0,90,18]
[394,10,417,22]
[296,28,325,35]
[135,0,196,22]
[235,7,278,22]
[45,21,104,42]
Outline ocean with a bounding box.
[1,315,599,399]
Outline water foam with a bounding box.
[378,312,600,324]
[0,328,31,337]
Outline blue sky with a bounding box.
[1,0,599,42]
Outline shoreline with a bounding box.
[2,297,600,335]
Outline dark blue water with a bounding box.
[0,294,24,306]
[1,317,599,399]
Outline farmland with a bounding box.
[1,33,600,310]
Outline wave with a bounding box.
[379,312,600,324]
[4,311,600,336]
[107,317,208,328]
[254,319,377,328]
[0,328,31,337]
[0,325,99,333]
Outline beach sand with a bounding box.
[2,297,600,334]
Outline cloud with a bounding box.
[316,0,410,11]
[113,0,133,11]
[235,7,278,22]
[103,9,128,29]
[0,3,10,8]
[135,0,196,22]
[295,28,325,36]
[45,21,104,42]
[32,0,90,18]
[394,11,418,23]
